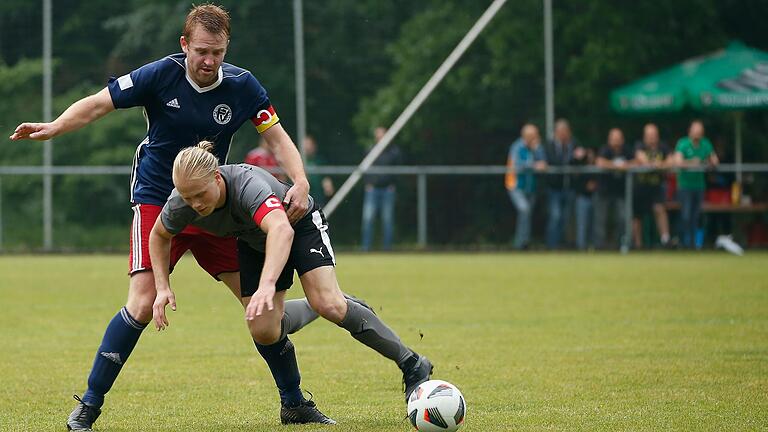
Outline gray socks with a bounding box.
[279,297,415,370]
[338,299,412,368]
[281,298,319,340]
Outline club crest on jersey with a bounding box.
[213,104,232,125]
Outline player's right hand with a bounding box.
[283,180,310,224]
[9,122,57,141]
[153,288,177,331]
[246,284,275,320]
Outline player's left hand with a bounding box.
[246,284,276,320]
[284,180,309,224]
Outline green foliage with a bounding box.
[552,0,729,142]
[298,0,427,162]
[0,58,45,96]
[1,1,767,250]
[0,59,45,166]
[52,84,147,165]
[354,0,527,160]
[103,1,189,61]
[355,0,768,155]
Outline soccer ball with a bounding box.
[406,380,466,432]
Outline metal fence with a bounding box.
[0,163,766,252]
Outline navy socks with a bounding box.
[254,337,303,407]
[82,307,146,407]
[80,307,306,409]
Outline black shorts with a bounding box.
[633,185,665,217]
[238,208,336,298]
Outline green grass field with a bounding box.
[1,253,766,431]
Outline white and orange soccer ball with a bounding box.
[406,380,466,432]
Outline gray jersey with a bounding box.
[160,164,315,251]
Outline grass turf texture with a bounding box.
[0,253,766,431]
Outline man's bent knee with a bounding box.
[309,295,347,323]
[126,271,157,323]
[248,322,282,345]
[301,267,347,322]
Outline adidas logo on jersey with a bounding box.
[166,98,180,109]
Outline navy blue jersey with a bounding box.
[107,53,281,205]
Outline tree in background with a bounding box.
[2,0,767,249]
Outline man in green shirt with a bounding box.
[673,120,719,248]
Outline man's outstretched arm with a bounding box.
[10,87,115,141]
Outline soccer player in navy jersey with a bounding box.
[150,142,433,422]
[10,4,334,430]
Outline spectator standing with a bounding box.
[633,123,672,248]
[361,126,402,251]
[505,124,547,250]
[573,147,597,250]
[594,128,635,249]
[303,135,334,207]
[544,119,583,249]
[674,120,719,248]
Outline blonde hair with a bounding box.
[172,141,219,185]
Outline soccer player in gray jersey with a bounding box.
[150,142,433,419]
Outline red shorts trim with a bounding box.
[129,204,238,279]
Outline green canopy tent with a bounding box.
[610,41,768,183]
